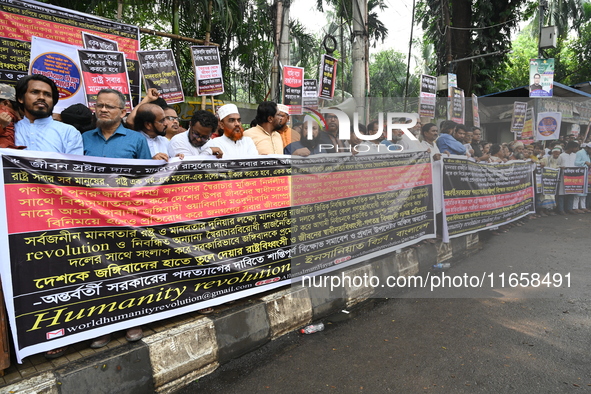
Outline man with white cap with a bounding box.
[275,103,299,148]
[243,101,283,155]
[202,103,258,158]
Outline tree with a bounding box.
[417,0,525,95]
[42,0,316,104]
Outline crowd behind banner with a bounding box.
[0,0,589,368]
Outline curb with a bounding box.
[3,234,478,394]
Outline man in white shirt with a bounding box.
[14,74,83,154]
[168,110,223,157]
[203,104,258,158]
[133,103,170,160]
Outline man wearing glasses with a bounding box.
[168,110,222,157]
[82,88,151,159]
[163,106,185,140]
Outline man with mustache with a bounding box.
[203,104,258,158]
[134,103,170,161]
[243,101,284,155]
[168,110,223,157]
[82,88,151,160]
[14,75,83,154]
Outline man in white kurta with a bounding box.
[202,104,258,159]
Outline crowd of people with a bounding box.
[1,74,588,360]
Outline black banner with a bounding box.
[443,158,535,238]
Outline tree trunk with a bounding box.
[451,0,472,95]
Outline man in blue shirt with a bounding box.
[82,88,149,350]
[82,89,151,159]
[14,75,83,154]
[436,120,466,155]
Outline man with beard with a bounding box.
[244,101,284,155]
[436,120,466,155]
[203,104,258,158]
[82,88,151,159]
[134,103,170,160]
[15,75,83,154]
[275,103,298,148]
[168,110,223,157]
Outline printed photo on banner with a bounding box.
[29,37,85,113]
[137,50,184,104]
[190,46,224,96]
[529,58,554,97]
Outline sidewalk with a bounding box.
[1,233,480,394]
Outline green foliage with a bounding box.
[41,0,318,104]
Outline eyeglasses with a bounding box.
[190,132,210,141]
[154,118,166,124]
[95,103,123,110]
[165,116,179,122]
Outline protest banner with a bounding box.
[450,87,465,124]
[536,112,561,140]
[419,74,437,118]
[541,167,560,195]
[78,49,132,111]
[29,37,85,113]
[0,149,434,362]
[190,46,223,96]
[510,102,527,137]
[81,32,119,52]
[442,157,535,239]
[303,79,319,111]
[521,107,535,141]
[82,32,141,106]
[318,54,337,100]
[291,151,435,275]
[0,0,139,87]
[137,50,184,104]
[562,167,588,194]
[282,65,304,115]
[472,93,480,128]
